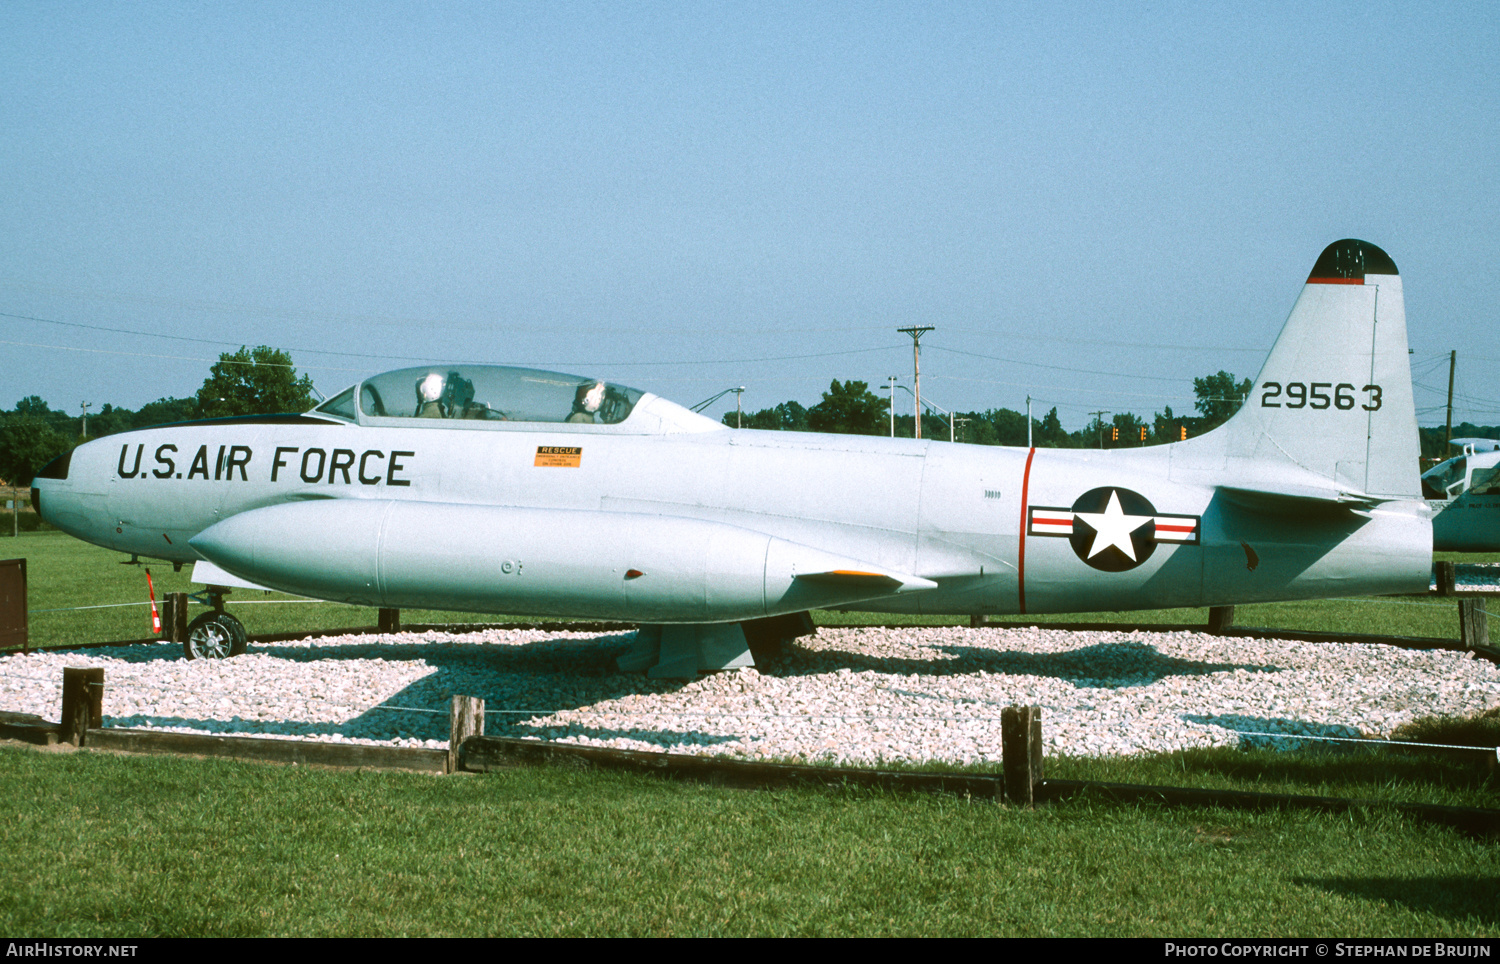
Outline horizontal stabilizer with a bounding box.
[1217,483,1388,512]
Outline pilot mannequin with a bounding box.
[416,372,445,418]
[568,381,606,423]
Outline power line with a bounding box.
[928,344,1221,383]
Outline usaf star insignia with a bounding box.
[1028,486,1200,572]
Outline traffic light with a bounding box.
[1139,426,1147,442]
[1111,426,1118,442]
[1179,425,1187,441]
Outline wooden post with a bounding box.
[0,558,26,654]
[969,614,989,628]
[448,694,484,774]
[378,608,401,633]
[60,667,103,747]
[168,592,189,642]
[1459,600,1490,652]
[1436,561,1457,596]
[1001,705,1041,807]
[1030,711,1044,787]
[1207,606,1235,634]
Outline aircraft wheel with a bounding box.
[184,612,247,660]
[218,613,249,656]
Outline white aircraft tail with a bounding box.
[1173,239,1421,503]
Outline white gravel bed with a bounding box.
[2,625,1497,764]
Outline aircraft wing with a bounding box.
[191,559,284,594]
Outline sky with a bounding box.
[2,2,1496,433]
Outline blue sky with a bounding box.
[2,2,1496,431]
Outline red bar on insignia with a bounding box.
[1030,509,1073,535]
[1152,518,1198,542]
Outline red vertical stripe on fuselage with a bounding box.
[1018,446,1036,614]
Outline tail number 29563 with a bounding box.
[1259,382,1382,411]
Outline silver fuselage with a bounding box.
[36,409,1430,620]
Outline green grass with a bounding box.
[1393,708,1500,750]
[0,744,1494,937]
[1043,744,1498,810]
[816,599,1468,637]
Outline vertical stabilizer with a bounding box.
[1175,239,1420,501]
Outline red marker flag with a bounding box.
[145,568,162,635]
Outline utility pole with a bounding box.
[1090,410,1110,449]
[734,387,744,429]
[1445,350,1456,447]
[80,401,91,440]
[1026,396,1032,448]
[897,326,934,439]
[952,415,969,444]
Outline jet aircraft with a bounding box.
[33,239,1432,677]
[1424,438,1500,552]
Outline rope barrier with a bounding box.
[29,598,353,615]
[28,601,152,614]
[1229,729,1498,754]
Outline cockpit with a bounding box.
[310,365,718,435]
[1421,443,1500,501]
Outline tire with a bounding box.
[217,612,249,656]
[184,612,247,660]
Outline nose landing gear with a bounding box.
[182,586,248,660]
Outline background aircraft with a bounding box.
[33,239,1431,676]
[1425,438,1500,552]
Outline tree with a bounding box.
[1193,370,1251,431]
[13,396,51,417]
[134,397,200,429]
[195,346,316,419]
[0,414,71,486]
[728,400,810,431]
[1152,404,1178,443]
[981,408,1030,446]
[1110,411,1146,447]
[86,402,128,440]
[807,380,885,435]
[1036,407,1071,447]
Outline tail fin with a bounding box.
[1173,239,1421,502]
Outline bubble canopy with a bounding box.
[314,365,645,426]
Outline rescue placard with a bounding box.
[534,446,582,467]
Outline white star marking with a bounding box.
[1073,490,1152,562]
